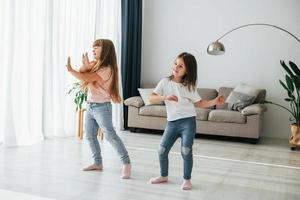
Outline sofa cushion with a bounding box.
[254,89,266,103]
[216,86,266,110]
[124,96,144,108]
[241,103,267,115]
[138,88,164,106]
[195,108,211,121]
[216,87,233,109]
[197,88,218,100]
[208,110,246,124]
[139,105,167,117]
[226,83,261,112]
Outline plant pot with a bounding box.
[289,124,300,147]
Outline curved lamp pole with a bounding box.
[207,23,300,55]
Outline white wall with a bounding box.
[141,0,300,139]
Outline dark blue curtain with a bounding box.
[121,0,142,129]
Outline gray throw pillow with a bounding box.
[226,83,260,112]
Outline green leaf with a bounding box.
[281,60,294,76]
[67,85,78,94]
[289,61,300,76]
[67,81,88,111]
[279,79,289,91]
[287,91,294,98]
[286,75,294,93]
[80,94,84,103]
[77,95,83,109]
[284,98,293,102]
[73,82,80,87]
[292,75,300,89]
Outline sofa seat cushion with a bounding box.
[195,108,211,121]
[208,110,246,124]
[139,105,167,117]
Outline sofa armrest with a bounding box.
[241,103,267,115]
[124,96,144,108]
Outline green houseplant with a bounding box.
[68,82,87,111]
[264,60,300,149]
[67,82,105,140]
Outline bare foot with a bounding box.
[121,164,131,179]
[83,164,103,171]
[149,176,168,184]
[181,179,192,190]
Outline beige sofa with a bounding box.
[124,87,267,143]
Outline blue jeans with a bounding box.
[158,116,196,180]
[85,102,130,165]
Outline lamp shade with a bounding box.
[207,41,225,55]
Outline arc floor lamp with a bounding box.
[207,23,300,150]
[207,23,300,55]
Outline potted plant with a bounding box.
[67,82,88,139]
[264,61,300,150]
[68,82,87,111]
[67,82,105,140]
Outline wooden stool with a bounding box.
[77,108,104,140]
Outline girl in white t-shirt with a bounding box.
[149,52,224,190]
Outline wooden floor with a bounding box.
[0,131,300,200]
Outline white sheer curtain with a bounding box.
[0,0,122,147]
[43,0,96,138]
[0,0,47,146]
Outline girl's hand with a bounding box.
[215,95,225,105]
[66,57,73,72]
[165,95,178,102]
[82,53,92,69]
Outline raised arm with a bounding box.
[66,57,103,83]
[79,53,97,72]
[195,96,224,108]
[149,92,178,104]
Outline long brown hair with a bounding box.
[83,39,122,103]
[170,52,198,91]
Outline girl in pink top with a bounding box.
[66,39,131,179]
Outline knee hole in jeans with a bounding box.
[158,146,166,155]
[181,146,191,156]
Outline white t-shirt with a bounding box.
[153,78,201,121]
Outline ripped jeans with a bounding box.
[85,102,130,165]
[158,116,196,180]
